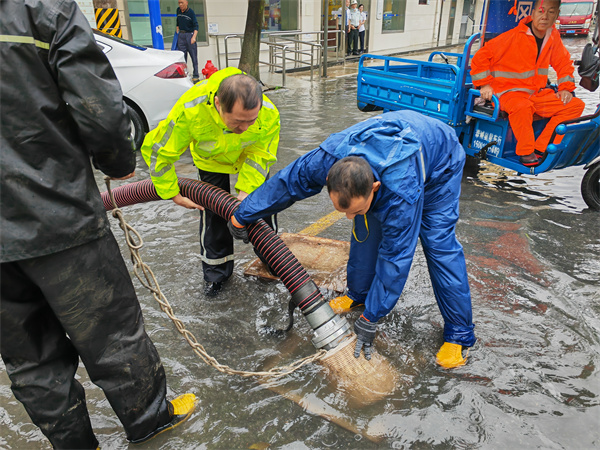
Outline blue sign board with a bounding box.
[485,0,535,40]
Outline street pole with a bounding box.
[322,0,328,78]
[437,0,445,46]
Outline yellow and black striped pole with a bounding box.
[95,8,122,38]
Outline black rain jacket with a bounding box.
[0,0,135,262]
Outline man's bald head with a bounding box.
[216,74,263,113]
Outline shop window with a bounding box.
[263,0,300,32]
[127,0,207,47]
[382,0,406,32]
[128,0,152,45]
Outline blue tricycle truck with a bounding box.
[356,0,600,210]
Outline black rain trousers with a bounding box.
[0,232,172,449]
[198,170,277,283]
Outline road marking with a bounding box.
[299,210,345,236]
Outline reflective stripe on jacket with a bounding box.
[470,17,576,97]
[141,67,280,200]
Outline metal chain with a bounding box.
[104,178,327,379]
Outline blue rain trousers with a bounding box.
[236,110,476,347]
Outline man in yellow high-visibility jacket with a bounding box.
[141,67,280,296]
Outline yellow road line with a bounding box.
[298,210,345,236]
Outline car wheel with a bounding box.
[126,104,145,150]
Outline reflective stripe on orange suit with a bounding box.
[471,17,585,155]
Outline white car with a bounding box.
[94,30,194,149]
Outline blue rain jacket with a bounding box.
[236,110,475,347]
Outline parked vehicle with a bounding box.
[555,0,595,36]
[356,0,600,209]
[94,30,193,149]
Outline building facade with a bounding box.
[82,0,486,68]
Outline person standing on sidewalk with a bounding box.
[347,0,361,55]
[177,0,200,83]
[0,0,195,447]
[358,4,367,53]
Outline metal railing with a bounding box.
[267,34,323,85]
[209,29,346,87]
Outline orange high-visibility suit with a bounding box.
[471,17,585,155]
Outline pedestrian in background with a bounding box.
[177,0,200,83]
[347,0,361,56]
[358,4,367,53]
[0,0,195,447]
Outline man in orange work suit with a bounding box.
[470,0,585,166]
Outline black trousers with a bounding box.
[349,28,359,54]
[198,170,277,283]
[0,232,171,449]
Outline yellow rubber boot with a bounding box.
[436,342,467,369]
[130,393,196,444]
[329,295,364,314]
[171,393,196,418]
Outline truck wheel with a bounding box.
[463,154,480,178]
[358,102,383,112]
[581,162,600,211]
[126,104,145,151]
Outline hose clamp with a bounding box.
[303,302,336,330]
[311,314,352,350]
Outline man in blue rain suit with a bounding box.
[228,110,476,368]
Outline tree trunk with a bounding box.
[239,0,265,81]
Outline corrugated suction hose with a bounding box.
[101,178,351,350]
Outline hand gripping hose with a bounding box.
[101,178,351,350]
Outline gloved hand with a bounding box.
[227,215,249,244]
[354,314,377,360]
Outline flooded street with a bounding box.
[2,37,599,449]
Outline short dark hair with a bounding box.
[326,156,374,209]
[533,0,561,8]
[216,74,263,113]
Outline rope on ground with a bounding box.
[104,178,328,379]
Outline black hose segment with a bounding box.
[101,178,326,315]
[262,299,297,337]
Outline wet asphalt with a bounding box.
[1,35,599,449]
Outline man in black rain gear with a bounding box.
[0,0,195,447]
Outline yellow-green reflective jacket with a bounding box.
[141,67,280,199]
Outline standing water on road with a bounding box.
[1,37,599,449]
